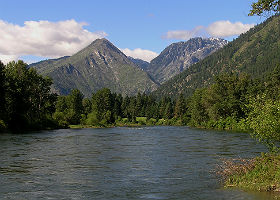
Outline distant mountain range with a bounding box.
[128,56,150,70]
[30,37,226,96]
[153,14,280,98]
[30,15,280,98]
[30,39,158,97]
[146,37,228,84]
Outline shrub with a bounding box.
[0,120,7,132]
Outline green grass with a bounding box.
[222,153,280,191]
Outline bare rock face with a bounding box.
[147,37,228,84]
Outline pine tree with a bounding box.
[0,61,5,121]
[174,94,186,119]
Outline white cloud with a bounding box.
[207,20,255,37]
[122,48,158,62]
[162,26,204,41]
[0,55,19,64]
[0,19,107,64]
[163,20,255,40]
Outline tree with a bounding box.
[247,95,280,152]
[90,88,114,124]
[0,61,5,120]
[0,61,6,131]
[68,89,84,124]
[202,73,250,121]
[265,64,280,99]
[164,102,173,119]
[188,88,208,126]
[4,61,57,130]
[82,98,92,115]
[249,0,280,16]
[53,96,69,127]
[112,94,122,118]
[174,94,186,119]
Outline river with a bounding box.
[0,126,278,199]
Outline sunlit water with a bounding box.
[0,126,279,200]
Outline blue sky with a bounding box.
[0,0,264,63]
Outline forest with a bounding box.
[1,60,280,151]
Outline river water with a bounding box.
[0,126,278,200]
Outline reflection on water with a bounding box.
[0,126,278,199]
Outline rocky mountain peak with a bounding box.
[30,38,158,97]
[146,37,228,84]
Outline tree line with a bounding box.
[0,61,57,132]
[186,64,280,151]
[1,60,280,151]
[0,60,184,132]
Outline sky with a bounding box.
[0,0,265,64]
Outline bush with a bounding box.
[85,112,99,125]
[122,118,129,123]
[53,112,69,128]
[147,118,157,125]
[222,153,280,192]
[80,114,87,125]
[0,120,7,132]
[136,117,147,125]
[156,119,166,125]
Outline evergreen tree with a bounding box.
[174,94,186,119]
[90,88,114,124]
[164,102,173,119]
[0,61,5,121]
[68,89,84,124]
[82,98,92,115]
[188,88,208,126]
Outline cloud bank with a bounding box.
[0,19,107,64]
[163,20,255,40]
[122,48,158,62]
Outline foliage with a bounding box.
[224,153,280,191]
[53,89,84,126]
[184,69,280,151]
[249,0,280,16]
[0,61,6,122]
[0,60,58,132]
[154,14,280,99]
[247,96,280,151]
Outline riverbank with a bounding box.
[69,121,147,129]
[220,153,280,192]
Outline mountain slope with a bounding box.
[128,56,150,70]
[30,39,158,97]
[153,14,280,98]
[147,37,228,84]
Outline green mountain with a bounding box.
[153,15,280,98]
[147,37,228,84]
[30,38,158,97]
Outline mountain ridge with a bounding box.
[153,14,280,98]
[30,38,159,97]
[146,37,228,84]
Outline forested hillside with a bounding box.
[147,37,227,84]
[154,14,280,98]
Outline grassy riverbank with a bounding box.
[221,153,280,192]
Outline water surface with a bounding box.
[0,126,278,199]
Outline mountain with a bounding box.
[128,56,150,70]
[153,14,280,98]
[147,37,228,84]
[30,38,158,97]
